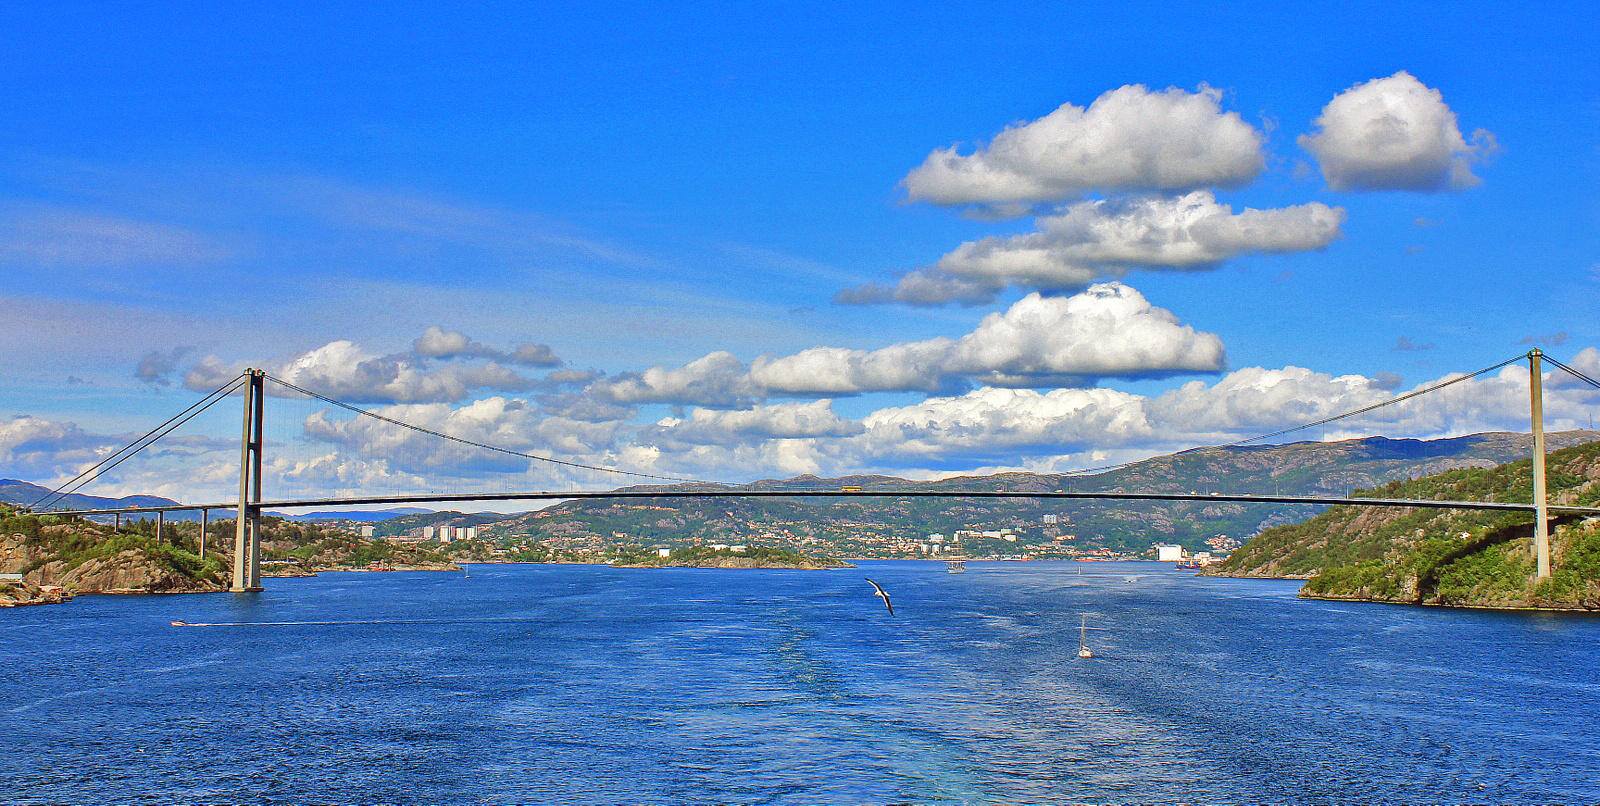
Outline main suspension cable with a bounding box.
[1544,356,1600,391]
[29,373,249,511]
[1048,353,1529,480]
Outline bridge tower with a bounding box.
[1529,349,1551,579]
[230,369,265,592]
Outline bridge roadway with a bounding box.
[39,489,1600,517]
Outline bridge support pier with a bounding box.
[230,370,265,593]
[1530,349,1551,580]
[199,509,208,560]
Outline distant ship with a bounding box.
[944,560,966,574]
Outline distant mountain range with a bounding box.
[0,479,188,518]
[480,431,1600,554]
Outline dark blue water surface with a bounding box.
[3,561,1597,805]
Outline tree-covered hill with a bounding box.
[1204,441,1600,609]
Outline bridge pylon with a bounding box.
[1529,349,1550,579]
[230,369,265,593]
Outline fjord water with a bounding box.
[3,562,1597,805]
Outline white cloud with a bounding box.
[0,415,118,483]
[302,397,626,477]
[757,284,1225,392]
[1298,71,1497,192]
[847,192,1345,305]
[412,326,562,367]
[588,351,759,407]
[646,401,865,448]
[186,339,542,404]
[855,386,1155,461]
[901,84,1266,208]
[179,327,579,404]
[591,284,1225,405]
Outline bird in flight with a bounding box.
[864,577,894,615]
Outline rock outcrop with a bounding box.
[27,549,223,593]
[0,580,70,607]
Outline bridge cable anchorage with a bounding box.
[26,373,251,513]
[1048,353,1530,480]
[258,374,716,486]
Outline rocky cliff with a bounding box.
[0,512,226,599]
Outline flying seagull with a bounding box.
[864,577,894,616]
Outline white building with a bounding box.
[1155,544,1184,562]
[360,525,375,538]
[421,526,435,540]
[1042,514,1058,525]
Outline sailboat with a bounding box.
[1077,614,1094,658]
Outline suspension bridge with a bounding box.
[16,349,1600,592]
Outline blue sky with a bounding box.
[3,0,1598,503]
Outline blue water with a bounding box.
[3,561,1597,805]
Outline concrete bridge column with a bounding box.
[230,370,265,592]
[1530,349,1551,579]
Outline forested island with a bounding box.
[1204,441,1600,610]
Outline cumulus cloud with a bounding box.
[181,327,575,404]
[761,284,1224,392]
[1298,71,1497,192]
[591,284,1224,405]
[186,339,542,404]
[901,84,1266,209]
[646,401,865,449]
[588,351,760,408]
[843,192,1345,305]
[301,396,626,477]
[0,415,118,481]
[412,326,561,367]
